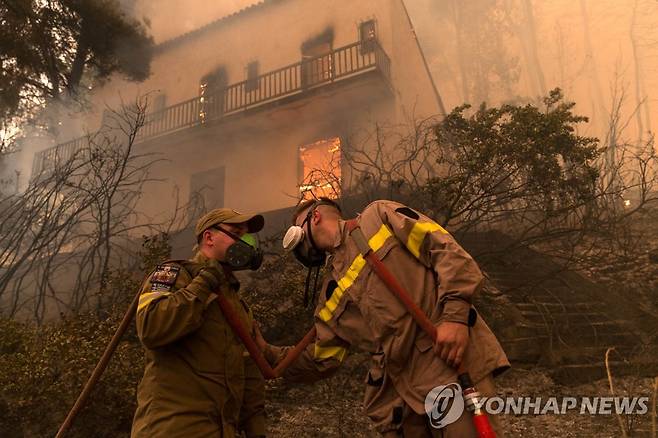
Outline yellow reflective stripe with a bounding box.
[336,257,364,295]
[369,224,393,251]
[324,282,346,312]
[406,221,448,259]
[137,291,172,313]
[319,224,393,322]
[319,302,336,322]
[314,344,347,362]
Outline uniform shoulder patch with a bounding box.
[150,264,181,292]
[395,206,420,220]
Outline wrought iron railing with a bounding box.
[31,136,88,177]
[32,39,391,176]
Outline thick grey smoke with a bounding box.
[406,0,658,145]
[131,0,261,44]
[2,1,261,193]
[8,0,658,194]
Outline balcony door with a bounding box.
[199,68,228,122]
[301,41,333,88]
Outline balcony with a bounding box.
[32,39,391,176]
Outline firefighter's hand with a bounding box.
[434,321,469,369]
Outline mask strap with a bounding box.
[303,267,313,307]
[303,266,322,308]
[214,226,244,243]
[311,266,321,306]
[302,208,322,252]
[300,202,328,307]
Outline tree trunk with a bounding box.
[68,26,90,94]
[521,0,546,96]
[450,0,470,104]
[579,0,607,135]
[629,0,653,147]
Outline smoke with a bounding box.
[406,0,658,145]
[2,100,91,193]
[130,0,262,44]
[8,0,658,196]
[0,1,262,193]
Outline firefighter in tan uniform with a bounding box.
[131,208,267,438]
[260,198,510,437]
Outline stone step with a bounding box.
[550,360,658,385]
[501,336,548,363]
[490,274,536,284]
[542,331,637,348]
[514,302,608,312]
[502,335,645,366]
[520,293,600,304]
[551,345,640,366]
[492,280,600,303]
[553,320,636,335]
[518,310,611,324]
[499,309,640,350]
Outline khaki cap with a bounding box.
[195,208,265,238]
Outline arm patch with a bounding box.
[395,206,420,220]
[150,264,180,292]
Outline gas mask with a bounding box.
[283,202,337,306]
[282,209,326,268]
[215,227,263,271]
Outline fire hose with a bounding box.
[218,219,497,436]
[213,291,317,380]
[345,218,497,438]
[55,288,315,438]
[57,220,496,437]
[55,290,141,438]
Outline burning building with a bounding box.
[29,0,442,255]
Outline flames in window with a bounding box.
[199,82,208,123]
[299,137,341,200]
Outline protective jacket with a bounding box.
[265,200,509,431]
[131,252,265,438]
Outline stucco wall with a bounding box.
[78,0,439,133]
[50,0,443,222]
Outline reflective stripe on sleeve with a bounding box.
[314,344,348,362]
[319,224,393,322]
[137,291,172,313]
[406,221,448,259]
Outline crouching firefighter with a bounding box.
[258,198,510,437]
[131,208,267,438]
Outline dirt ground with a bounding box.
[265,356,657,438]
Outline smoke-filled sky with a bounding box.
[406,0,658,146]
[134,0,658,146]
[131,0,261,43]
[6,0,657,193]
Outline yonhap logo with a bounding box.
[424,383,465,429]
